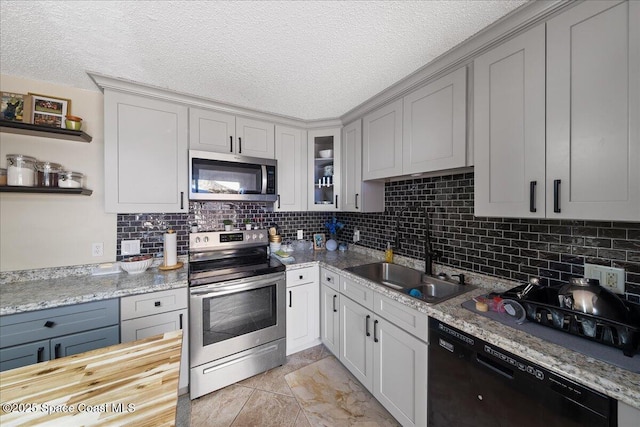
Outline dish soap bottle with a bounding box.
[385,242,394,263]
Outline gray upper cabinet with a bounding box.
[104,90,188,213]
[342,119,384,212]
[546,0,639,221]
[474,24,546,218]
[362,66,468,181]
[362,99,403,180]
[402,66,467,175]
[274,125,307,211]
[189,108,235,153]
[189,108,275,159]
[475,0,639,221]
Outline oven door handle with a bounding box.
[190,272,284,297]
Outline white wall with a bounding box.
[0,74,116,271]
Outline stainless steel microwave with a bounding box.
[189,150,277,202]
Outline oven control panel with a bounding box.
[189,230,268,251]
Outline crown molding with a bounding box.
[340,0,577,124]
[87,71,342,129]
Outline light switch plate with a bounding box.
[121,239,141,256]
[584,263,625,294]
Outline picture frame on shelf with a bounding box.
[313,233,326,251]
[1,92,29,122]
[29,93,70,128]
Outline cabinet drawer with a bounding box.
[340,275,374,311]
[51,325,120,359]
[286,265,318,287]
[120,288,188,320]
[0,299,119,349]
[320,267,340,291]
[121,310,186,342]
[0,339,49,372]
[373,293,428,342]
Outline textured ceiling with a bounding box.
[0,1,527,120]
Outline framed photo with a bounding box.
[313,233,326,251]
[1,92,26,122]
[28,93,71,128]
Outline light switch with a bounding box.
[121,239,141,256]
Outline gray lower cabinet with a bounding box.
[0,299,120,372]
[120,288,189,393]
[335,271,428,427]
[319,268,340,357]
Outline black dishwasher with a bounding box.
[428,318,616,427]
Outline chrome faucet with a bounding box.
[393,205,440,275]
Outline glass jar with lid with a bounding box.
[6,154,37,187]
[36,161,63,187]
[58,171,85,189]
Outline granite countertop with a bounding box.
[0,263,187,316]
[1,247,638,409]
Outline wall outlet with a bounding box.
[121,239,141,256]
[584,263,625,294]
[92,242,104,257]
[353,229,360,243]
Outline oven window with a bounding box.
[202,285,276,345]
[192,158,263,195]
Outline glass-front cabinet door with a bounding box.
[307,128,341,211]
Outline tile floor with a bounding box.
[178,344,399,427]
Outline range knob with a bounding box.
[252,233,258,240]
[258,233,265,240]
[203,236,209,243]
[195,237,201,243]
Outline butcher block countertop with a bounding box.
[0,330,182,427]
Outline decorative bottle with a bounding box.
[385,242,394,263]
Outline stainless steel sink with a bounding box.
[344,262,475,304]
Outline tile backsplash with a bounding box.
[116,171,640,293]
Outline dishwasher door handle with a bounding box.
[476,353,514,380]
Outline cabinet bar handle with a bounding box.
[355,193,359,210]
[180,192,184,210]
[277,194,281,209]
[335,195,338,209]
[529,181,537,213]
[374,320,379,343]
[179,313,183,329]
[299,275,303,280]
[366,315,371,337]
[230,136,233,152]
[553,179,561,213]
[37,346,45,363]
[239,137,242,153]
[54,343,61,359]
[289,290,292,308]
[44,320,55,328]
[332,294,337,312]
[155,301,161,307]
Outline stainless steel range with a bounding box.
[188,230,286,400]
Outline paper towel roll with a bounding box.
[163,230,177,267]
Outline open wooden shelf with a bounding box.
[0,120,92,143]
[0,186,93,196]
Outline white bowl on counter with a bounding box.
[120,255,153,274]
